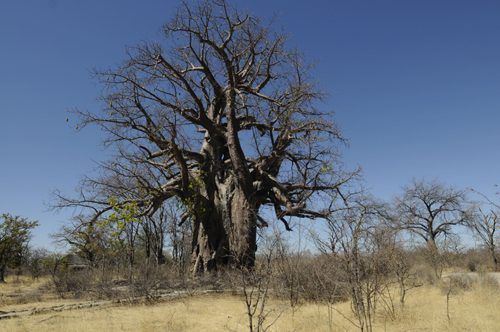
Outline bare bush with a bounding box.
[315,195,395,332]
[466,203,500,271]
[22,247,49,281]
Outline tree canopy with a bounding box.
[394,178,470,250]
[51,0,356,273]
[0,213,38,282]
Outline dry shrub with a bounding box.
[258,250,347,309]
[51,268,93,299]
[303,254,349,303]
[48,265,121,300]
[412,263,440,286]
[128,261,190,300]
[92,273,119,300]
[478,272,500,289]
[443,274,475,294]
[9,292,43,305]
[443,248,489,273]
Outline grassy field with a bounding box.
[1,275,500,331]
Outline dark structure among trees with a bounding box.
[65,254,90,270]
[51,0,354,274]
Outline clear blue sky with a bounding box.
[1,0,499,250]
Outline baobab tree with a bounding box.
[51,0,355,274]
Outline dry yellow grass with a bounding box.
[2,281,500,332]
[0,276,88,313]
[0,275,48,294]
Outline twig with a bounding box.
[39,314,58,323]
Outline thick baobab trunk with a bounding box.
[190,109,259,274]
[191,174,258,274]
[228,185,258,268]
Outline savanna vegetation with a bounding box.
[3,1,500,331]
[2,184,500,331]
[1,231,500,331]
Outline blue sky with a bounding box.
[1,0,499,250]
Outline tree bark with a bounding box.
[191,171,258,274]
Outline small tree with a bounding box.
[51,215,113,265]
[0,214,39,282]
[324,196,390,332]
[391,246,419,312]
[466,190,500,271]
[471,209,499,271]
[22,247,49,281]
[139,208,168,266]
[42,253,69,281]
